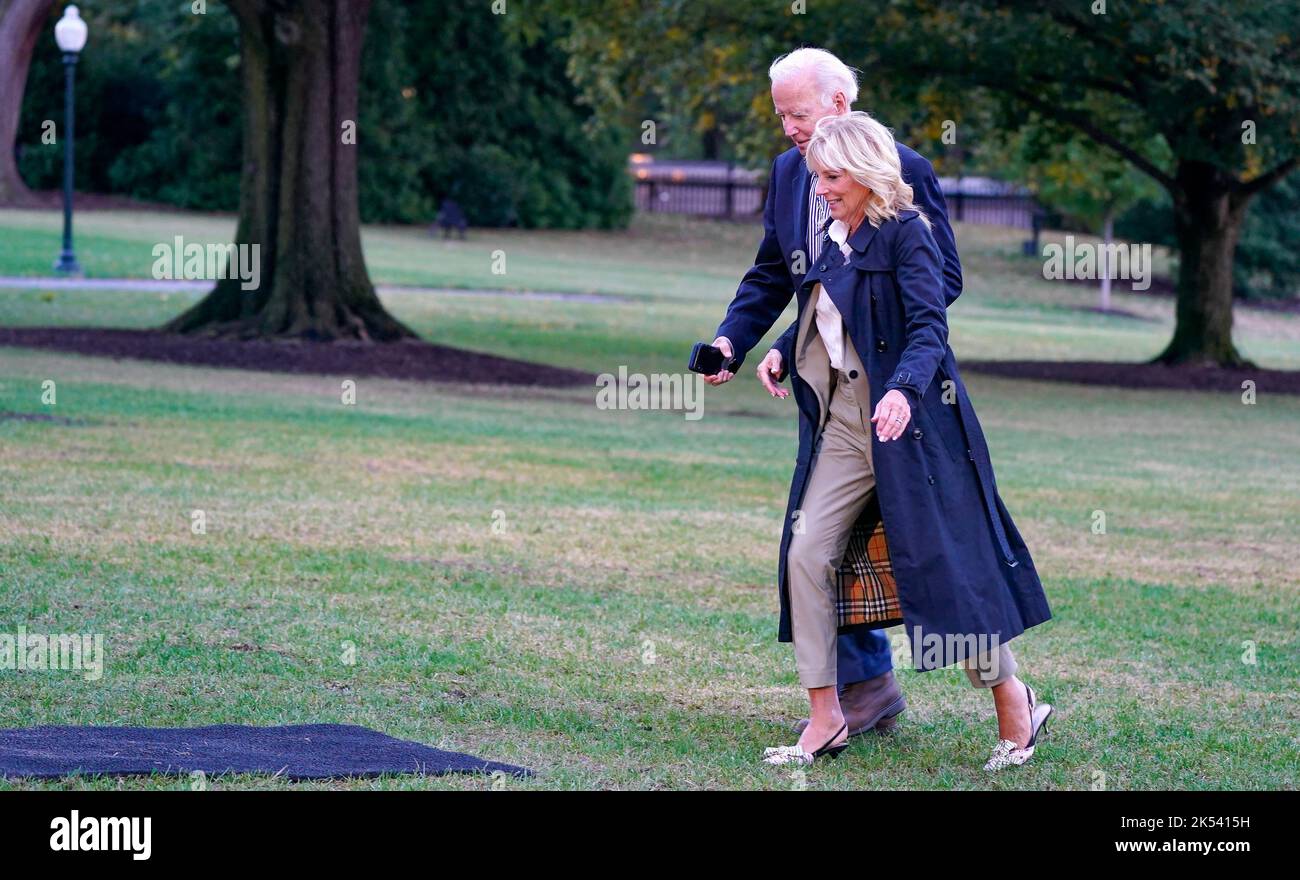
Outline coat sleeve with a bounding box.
[903,151,963,306]
[883,218,949,411]
[714,156,795,371]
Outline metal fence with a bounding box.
[945,192,1037,229]
[633,176,1038,229]
[634,179,765,217]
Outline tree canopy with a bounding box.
[548,0,1300,366]
[15,0,631,229]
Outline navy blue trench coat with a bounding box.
[752,210,1050,671]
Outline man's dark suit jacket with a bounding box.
[714,141,961,375]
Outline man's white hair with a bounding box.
[769,47,859,107]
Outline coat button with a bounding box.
[927,474,936,484]
[871,294,878,304]
[818,264,826,271]
[876,339,888,352]
[848,369,858,379]
[912,428,923,439]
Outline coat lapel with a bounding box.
[791,161,809,262]
[794,284,832,434]
[846,216,881,261]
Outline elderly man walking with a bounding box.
[705,47,963,739]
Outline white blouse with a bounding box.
[814,218,855,371]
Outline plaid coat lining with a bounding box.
[835,491,903,630]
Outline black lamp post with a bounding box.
[53,5,87,275]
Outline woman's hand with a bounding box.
[757,349,789,398]
[870,389,912,442]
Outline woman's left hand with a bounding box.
[870,389,912,442]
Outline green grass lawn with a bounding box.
[0,208,1297,790]
[3,207,1297,370]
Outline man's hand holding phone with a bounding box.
[701,337,737,386]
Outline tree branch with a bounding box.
[1001,86,1177,191]
[1239,156,1299,196]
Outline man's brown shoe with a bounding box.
[791,670,906,738]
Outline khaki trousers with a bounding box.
[786,366,1018,689]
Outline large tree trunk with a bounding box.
[165,0,416,342]
[1152,160,1256,368]
[0,0,57,206]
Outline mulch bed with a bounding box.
[0,410,84,424]
[1,325,1295,395]
[0,326,594,388]
[960,358,1300,395]
[4,190,193,213]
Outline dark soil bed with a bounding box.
[960,358,1300,395]
[0,327,593,388]
[2,326,1294,395]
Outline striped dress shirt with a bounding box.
[806,172,831,263]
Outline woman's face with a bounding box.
[813,167,871,225]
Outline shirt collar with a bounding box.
[827,218,851,249]
[829,214,883,255]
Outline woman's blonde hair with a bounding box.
[806,111,931,230]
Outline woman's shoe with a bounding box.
[983,682,1053,772]
[763,722,850,766]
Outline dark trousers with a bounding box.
[837,628,894,687]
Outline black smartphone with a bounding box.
[688,341,739,375]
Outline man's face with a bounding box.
[772,74,847,155]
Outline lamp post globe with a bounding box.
[54,4,87,52]
[53,5,88,275]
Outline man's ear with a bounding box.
[833,92,850,114]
